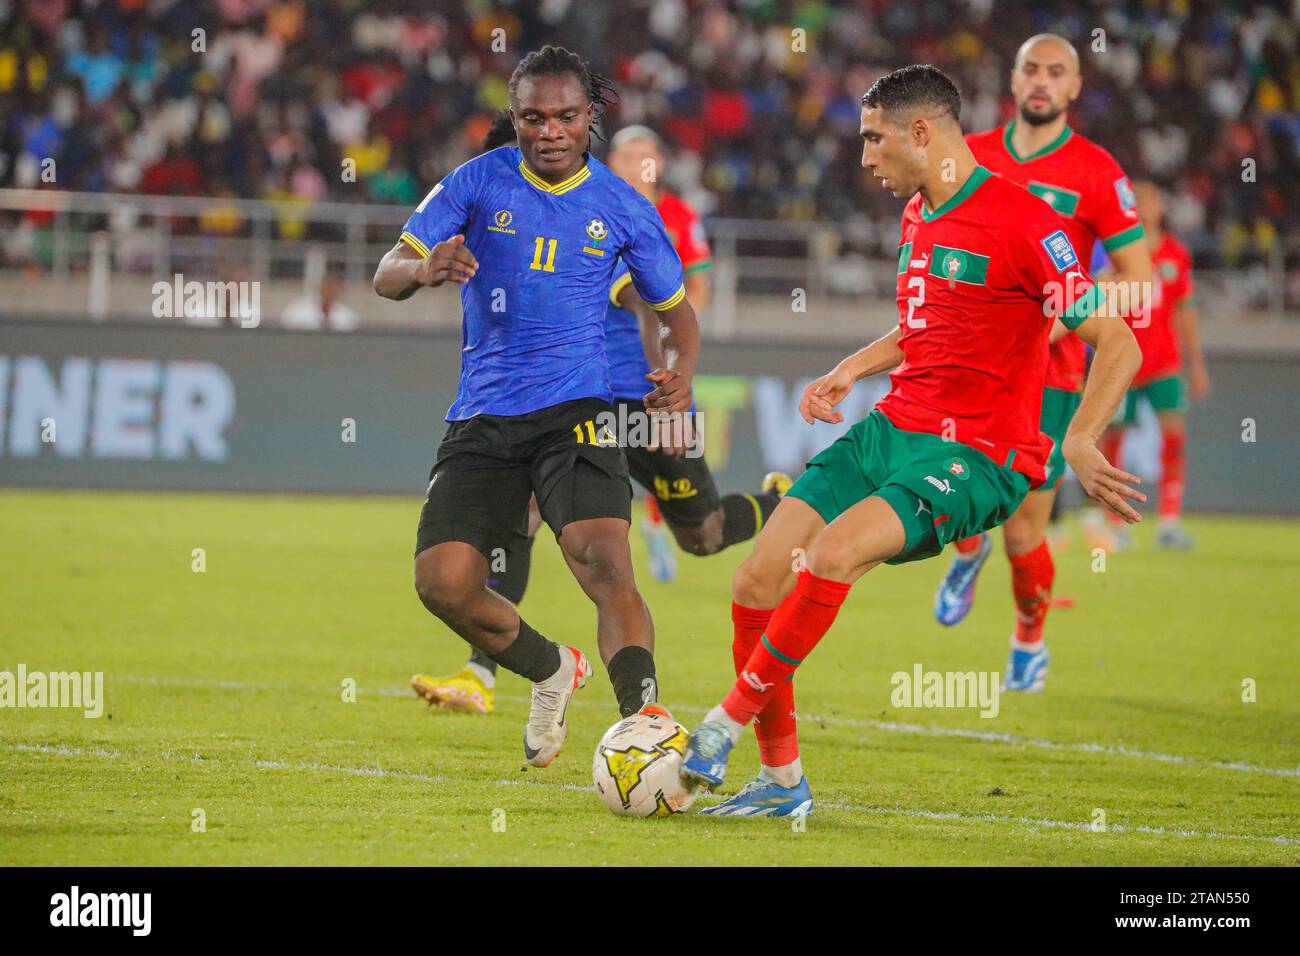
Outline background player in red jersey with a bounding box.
[680,65,1142,815]
[931,33,1154,692]
[1095,181,1209,551]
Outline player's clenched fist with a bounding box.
[799,364,855,424]
[1063,437,1146,523]
[419,234,479,287]
[643,368,693,415]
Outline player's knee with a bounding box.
[732,555,785,608]
[804,535,857,581]
[1001,519,1040,556]
[413,557,477,621]
[564,531,636,592]
[670,521,722,557]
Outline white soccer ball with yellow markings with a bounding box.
[592,706,697,817]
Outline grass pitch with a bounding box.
[1,489,1297,866]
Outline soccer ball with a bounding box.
[592,707,697,817]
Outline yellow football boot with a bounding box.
[411,667,494,714]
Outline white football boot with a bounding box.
[522,645,591,767]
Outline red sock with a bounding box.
[953,535,982,556]
[1160,430,1186,521]
[645,495,664,525]
[1099,431,1125,526]
[1009,540,1054,645]
[732,602,798,767]
[721,571,851,726]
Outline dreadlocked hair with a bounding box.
[507,45,618,142]
[481,110,516,151]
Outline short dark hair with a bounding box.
[508,45,618,141]
[861,65,961,123]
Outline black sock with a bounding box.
[474,534,537,676]
[468,645,498,675]
[607,645,657,717]
[720,490,781,549]
[488,618,561,683]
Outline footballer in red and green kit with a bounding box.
[789,165,1102,561]
[1125,233,1194,405]
[678,64,1144,814]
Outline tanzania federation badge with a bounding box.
[945,457,970,480]
[586,218,608,241]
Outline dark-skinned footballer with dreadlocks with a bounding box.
[408,109,791,717]
[374,46,700,767]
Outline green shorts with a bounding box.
[1041,386,1081,489]
[786,410,1031,565]
[1119,374,1187,426]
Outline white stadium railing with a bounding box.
[0,188,1294,336]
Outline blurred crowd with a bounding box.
[0,0,1296,269]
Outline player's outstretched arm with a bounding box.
[643,297,700,416]
[799,327,903,424]
[1063,312,1146,522]
[373,235,479,301]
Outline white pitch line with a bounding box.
[6,741,1297,848]
[492,691,1300,780]
[109,674,1300,779]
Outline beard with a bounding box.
[1018,100,1065,126]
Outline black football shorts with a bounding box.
[415,397,632,558]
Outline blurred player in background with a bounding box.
[413,120,787,714]
[605,125,786,583]
[681,65,1142,815]
[931,33,1153,692]
[376,46,699,766]
[1091,181,1208,551]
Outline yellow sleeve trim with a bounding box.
[400,231,431,258]
[647,283,686,312]
[609,272,634,307]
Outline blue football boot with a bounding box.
[701,774,813,818]
[1001,642,1049,692]
[934,532,992,626]
[680,720,735,789]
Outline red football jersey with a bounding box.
[967,121,1144,392]
[1131,233,1193,385]
[655,191,711,273]
[877,167,1100,486]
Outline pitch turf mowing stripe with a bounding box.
[7,743,1296,847]
[106,675,1300,778]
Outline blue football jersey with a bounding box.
[400,146,686,420]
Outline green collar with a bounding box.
[1003,119,1073,163]
[921,165,993,222]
